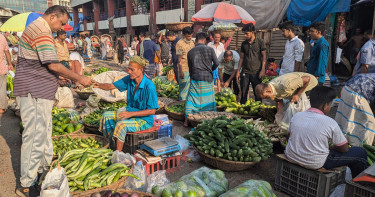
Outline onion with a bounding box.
[130,193,139,197]
[90,192,101,197]
[111,192,121,197]
[121,193,129,197]
[104,190,112,197]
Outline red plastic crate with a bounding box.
[135,155,181,176]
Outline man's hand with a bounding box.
[291,94,299,103]
[118,111,132,120]
[258,69,265,79]
[8,64,13,71]
[78,76,94,87]
[236,71,240,82]
[224,81,230,88]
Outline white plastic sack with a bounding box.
[40,167,70,197]
[146,170,170,193]
[276,93,310,130]
[92,71,128,103]
[54,87,74,108]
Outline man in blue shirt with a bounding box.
[140,32,160,79]
[307,22,329,85]
[166,31,181,78]
[96,56,159,151]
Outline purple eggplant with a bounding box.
[111,192,121,197]
[104,190,113,197]
[120,193,129,197]
[130,193,139,197]
[90,192,101,197]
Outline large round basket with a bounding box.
[71,168,133,197]
[52,126,84,137]
[100,189,154,197]
[188,117,201,128]
[216,105,226,112]
[195,147,258,171]
[217,30,235,38]
[156,107,165,114]
[165,101,185,121]
[75,90,95,100]
[239,114,261,119]
[165,22,194,31]
[83,122,101,135]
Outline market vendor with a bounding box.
[285,86,367,178]
[255,72,318,110]
[335,73,375,146]
[96,56,159,151]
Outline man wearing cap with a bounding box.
[97,56,159,151]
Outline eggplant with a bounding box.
[90,193,101,197]
[111,192,121,197]
[121,193,129,197]
[130,193,139,197]
[104,190,113,197]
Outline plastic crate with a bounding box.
[274,158,346,197]
[345,180,375,197]
[123,127,159,154]
[135,155,181,176]
[158,124,172,138]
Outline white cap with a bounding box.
[13,47,18,52]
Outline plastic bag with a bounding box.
[80,95,101,118]
[275,93,310,130]
[54,87,74,109]
[146,170,170,193]
[219,180,276,197]
[117,107,127,120]
[40,166,70,197]
[123,161,147,192]
[220,87,233,95]
[175,135,190,153]
[111,150,136,166]
[186,149,201,162]
[329,184,345,197]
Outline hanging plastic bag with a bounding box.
[123,161,147,192]
[40,164,70,197]
[275,93,310,130]
[175,135,190,153]
[111,150,136,166]
[146,170,170,193]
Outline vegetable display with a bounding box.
[152,167,228,197]
[152,77,179,99]
[185,116,273,162]
[364,143,375,166]
[91,190,144,197]
[161,65,173,74]
[248,118,287,142]
[225,99,276,116]
[166,103,185,114]
[219,180,276,197]
[215,92,237,107]
[52,111,83,136]
[55,148,138,192]
[94,67,112,75]
[261,76,277,84]
[7,73,14,97]
[188,111,238,122]
[98,101,127,110]
[84,109,106,126]
[53,135,104,156]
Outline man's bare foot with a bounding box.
[183,119,189,127]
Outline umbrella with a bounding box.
[64,24,73,32]
[192,2,256,25]
[0,12,42,32]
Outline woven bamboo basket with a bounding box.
[217,30,235,38]
[75,90,95,100]
[83,122,101,135]
[187,117,201,128]
[239,114,261,119]
[195,147,258,171]
[165,101,185,121]
[165,22,194,31]
[71,168,133,196]
[216,105,226,112]
[155,106,165,114]
[51,126,84,137]
[99,189,154,197]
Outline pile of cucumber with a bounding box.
[185,116,273,162]
[53,135,104,157]
[363,143,375,166]
[56,149,139,192]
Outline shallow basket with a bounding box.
[75,90,95,100]
[216,105,226,112]
[188,117,202,128]
[195,147,258,171]
[155,106,165,114]
[83,122,101,135]
[239,114,261,119]
[51,126,84,137]
[165,101,185,121]
[101,189,154,197]
[165,22,194,31]
[216,30,235,38]
[71,168,133,197]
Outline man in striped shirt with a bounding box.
[14,6,93,197]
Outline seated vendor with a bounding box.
[255,72,318,110]
[285,86,367,178]
[96,56,159,151]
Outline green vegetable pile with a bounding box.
[261,76,277,83]
[185,116,273,162]
[7,73,14,97]
[94,67,112,74]
[55,148,138,192]
[84,109,106,126]
[52,112,83,136]
[152,167,228,197]
[363,143,375,166]
[219,180,276,197]
[215,92,237,107]
[53,135,104,156]
[224,99,276,116]
[166,103,185,114]
[152,77,179,99]
[98,101,127,110]
[162,65,173,74]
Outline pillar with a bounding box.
[73,7,79,28]
[126,0,134,35]
[184,0,188,22]
[108,0,115,35]
[194,0,204,32]
[149,0,159,34]
[82,3,88,31]
[93,0,100,35]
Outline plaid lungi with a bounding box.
[144,63,155,80]
[178,71,190,101]
[99,111,153,144]
[185,79,216,117]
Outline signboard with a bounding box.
[187,0,195,22]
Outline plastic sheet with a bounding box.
[219,180,276,197]
[146,170,170,193]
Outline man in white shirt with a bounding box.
[218,50,240,96]
[279,21,304,75]
[207,32,225,92]
[285,86,367,178]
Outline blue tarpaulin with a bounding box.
[287,0,351,26]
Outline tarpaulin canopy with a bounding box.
[232,0,291,30]
[287,0,351,26]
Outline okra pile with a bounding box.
[52,135,104,157]
[56,149,139,192]
[83,109,106,126]
[185,116,273,162]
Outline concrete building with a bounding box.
[48,0,71,11]
[71,0,222,36]
[0,0,48,13]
